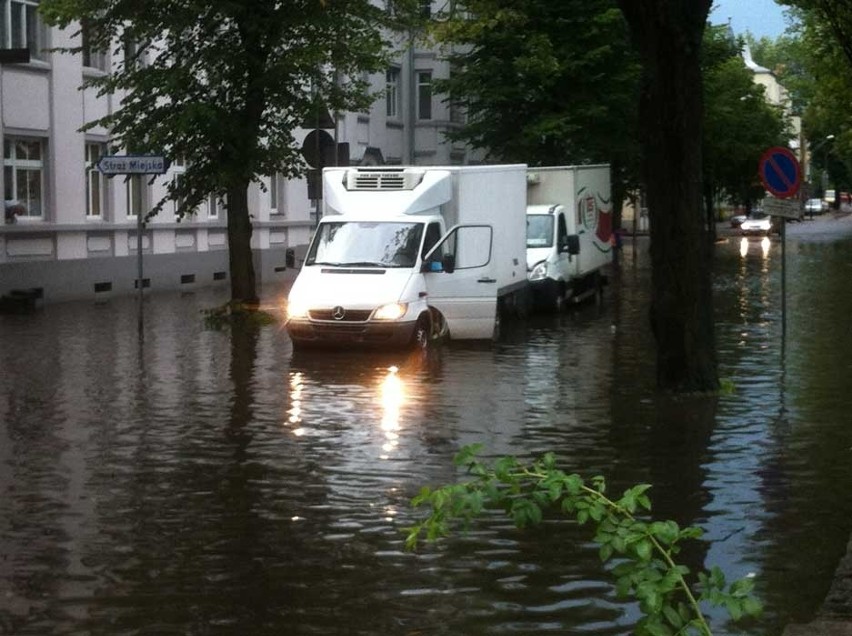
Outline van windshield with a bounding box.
[526,215,554,248]
[306,221,424,268]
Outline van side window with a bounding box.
[422,222,442,259]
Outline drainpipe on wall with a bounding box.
[406,34,416,165]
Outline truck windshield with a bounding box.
[526,215,554,248]
[306,221,425,268]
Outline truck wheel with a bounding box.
[594,271,604,305]
[411,314,431,349]
[553,284,566,312]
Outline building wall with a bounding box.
[1,11,481,305]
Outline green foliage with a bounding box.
[202,301,277,330]
[428,0,641,177]
[718,378,736,395]
[39,0,418,219]
[407,446,762,635]
[702,25,790,208]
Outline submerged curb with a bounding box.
[783,536,852,635]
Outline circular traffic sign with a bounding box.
[759,146,801,199]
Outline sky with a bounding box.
[709,0,790,39]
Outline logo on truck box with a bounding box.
[579,194,613,249]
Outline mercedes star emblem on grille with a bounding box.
[332,306,345,320]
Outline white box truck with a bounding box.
[285,164,529,348]
[525,165,613,310]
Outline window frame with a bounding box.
[386,67,400,119]
[125,174,145,219]
[417,70,432,120]
[4,136,45,219]
[85,142,108,218]
[1,0,45,61]
[81,19,107,71]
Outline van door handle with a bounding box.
[477,277,496,283]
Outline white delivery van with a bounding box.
[285,165,529,348]
[525,165,613,310]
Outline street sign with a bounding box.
[97,155,170,175]
[763,197,802,220]
[759,146,801,199]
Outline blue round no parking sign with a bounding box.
[759,146,801,199]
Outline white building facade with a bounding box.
[0,1,481,304]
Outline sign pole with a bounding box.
[97,155,169,338]
[137,202,144,336]
[758,145,801,359]
[781,217,786,346]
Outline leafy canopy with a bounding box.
[428,0,640,171]
[40,0,418,217]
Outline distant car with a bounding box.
[740,213,773,236]
[730,214,747,228]
[805,198,826,216]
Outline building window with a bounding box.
[170,156,186,216]
[208,193,225,219]
[85,143,107,218]
[4,137,44,218]
[1,0,44,60]
[126,174,144,218]
[386,67,400,118]
[81,20,106,71]
[417,71,432,120]
[269,173,280,213]
[123,37,141,69]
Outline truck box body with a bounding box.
[525,165,612,309]
[285,165,529,347]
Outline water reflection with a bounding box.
[379,366,404,457]
[2,232,852,634]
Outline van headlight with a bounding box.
[374,303,408,320]
[528,261,548,281]
[287,300,309,320]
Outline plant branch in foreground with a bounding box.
[405,445,761,636]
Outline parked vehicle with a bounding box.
[805,198,826,216]
[525,166,612,310]
[285,165,529,348]
[740,212,774,236]
[730,213,747,228]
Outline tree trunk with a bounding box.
[226,184,259,305]
[704,182,716,242]
[617,0,719,392]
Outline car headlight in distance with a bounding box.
[528,261,548,281]
[374,303,408,320]
[287,300,309,320]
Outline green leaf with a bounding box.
[454,443,483,466]
[599,544,613,562]
[725,598,744,621]
[662,605,683,629]
[742,597,763,617]
[635,539,653,561]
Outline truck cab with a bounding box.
[526,204,580,311]
[285,165,529,349]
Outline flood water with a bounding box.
[2,222,852,635]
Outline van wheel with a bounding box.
[411,315,431,349]
[553,284,566,312]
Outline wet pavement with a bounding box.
[2,215,852,635]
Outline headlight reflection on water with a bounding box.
[287,371,305,436]
[739,236,772,259]
[379,366,405,458]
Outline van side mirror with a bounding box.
[565,234,580,255]
[421,253,456,274]
[442,253,456,274]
